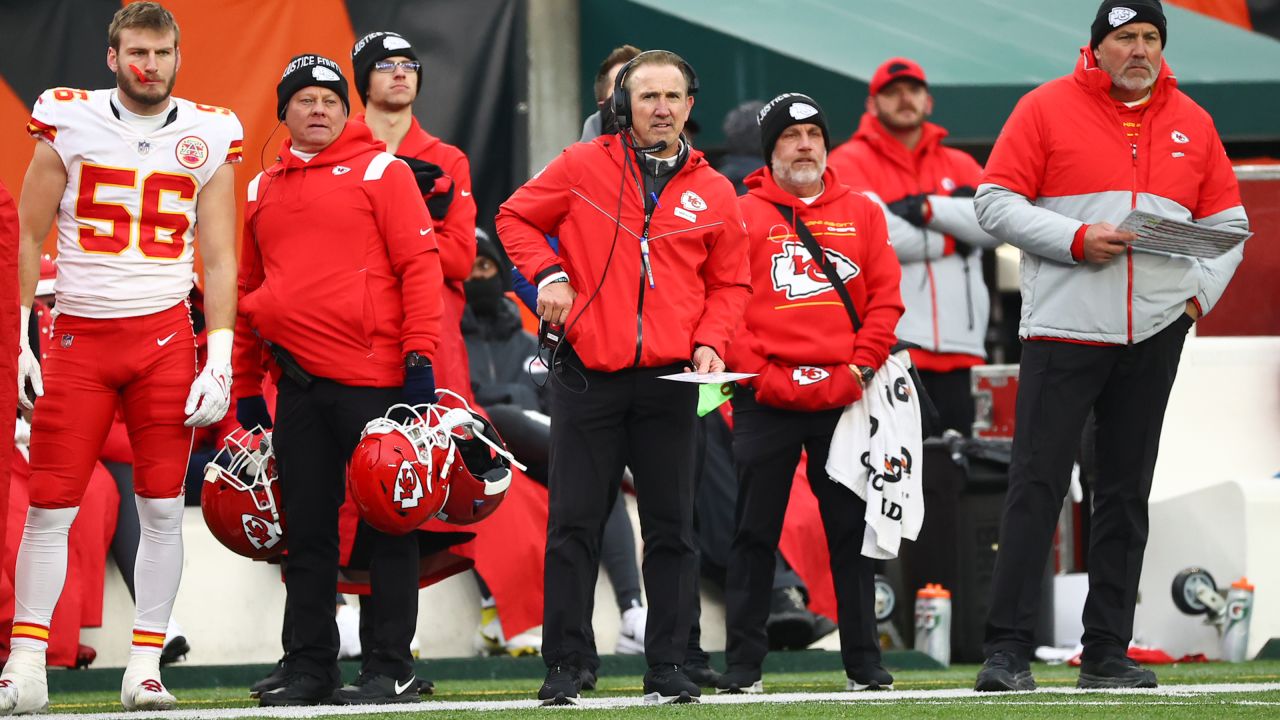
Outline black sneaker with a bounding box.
[333,671,422,705]
[578,667,597,691]
[417,678,435,695]
[974,650,1036,692]
[160,635,190,667]
[643,664,700,704]
[715,667,762,695]
[767,587,815,650]
[810,613,838,645]
[249,658,289,699]
[683,662,721,688]
[1077,655,1157,689]
[538,664,582,706]
[846,664,894,691]
[258,672,338,707]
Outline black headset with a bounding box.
[610,50,699,132]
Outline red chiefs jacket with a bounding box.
[829,114,998,365]
[354,114,478,402]
[496,136,750,371]
[976,49,1247,344]
[726,167,904,411]
[232,121,443,394]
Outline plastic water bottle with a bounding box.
[1221,577,1255,662]
[914,583,952,667]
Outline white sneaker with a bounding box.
[616,605,647,655]
[505,628,542,657]
[473,605,506,656]
[336,604,362,660]
[0,648,49,715]
[121,656,177,711]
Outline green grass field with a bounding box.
[40,659,1280,719]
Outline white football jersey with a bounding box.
[27,87,243,318]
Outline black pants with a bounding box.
[694,410,805,591]
[273,377,418,683]
[542,360,698,669]
[983,316,1192,661]
[918,367,975,437]
[724,390,880,674]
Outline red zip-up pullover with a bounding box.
[727,167,904,411]
[496,136,750,371]
[232,121,443,395]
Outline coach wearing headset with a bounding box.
[497,50,749,706]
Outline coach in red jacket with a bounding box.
[497,50,749,705]
[973,0,1249,693]
[232,55,444,707]
[718,93,902,695]
[828,58,1000,435]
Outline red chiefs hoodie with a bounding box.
[233,121,443,394]
[727,167,904,411]
[497,136,750,371]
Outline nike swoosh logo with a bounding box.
[460,190,471,197]
[394,676,416,695]
[420,228,431,235]
[156,332,178,346]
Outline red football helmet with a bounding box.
[435,392,522,525]
[347,403,474,535]
[201,428,284,560]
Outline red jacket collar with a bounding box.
[591,133,709,175]
[1073,45,1177,104]
[848,112,949,173]
[743,165,851,208]
[270,120,386,174]
[351,112,441,158]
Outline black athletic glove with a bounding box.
[236,395,273,431]
[397,156,455,220]
[887,193,928,227]
[403,362,437,407]
[951,237,978,257]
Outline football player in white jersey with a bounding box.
[2,3,241,714]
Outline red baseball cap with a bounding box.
[870,57,928,96]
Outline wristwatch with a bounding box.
[856,365,875,385]
[404,351,432,369]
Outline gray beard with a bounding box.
[1108,63,1157,94]
[773,159,824,189]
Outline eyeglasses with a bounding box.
[373,60,421,74]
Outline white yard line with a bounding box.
[44,682,1280,719]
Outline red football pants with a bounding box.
[28,302,195,508]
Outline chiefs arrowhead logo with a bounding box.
[793,366,830,386]
[770,242,860,300]
[393,460,426,509]
[241,514,282,550]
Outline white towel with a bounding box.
[826,353,924,560]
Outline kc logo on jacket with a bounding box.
[771,242,860,300]
[792,366,830,386]
[393,460,425,509]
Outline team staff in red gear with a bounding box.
[232,55,444,707]
[351,30,477,401]
[497,50,749,705]
[718,93,903,695]
[973,0,1248,693]
[828,58,1000,436]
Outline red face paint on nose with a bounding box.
[128,64,149,83]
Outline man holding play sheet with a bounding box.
[972,0,1249,693]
